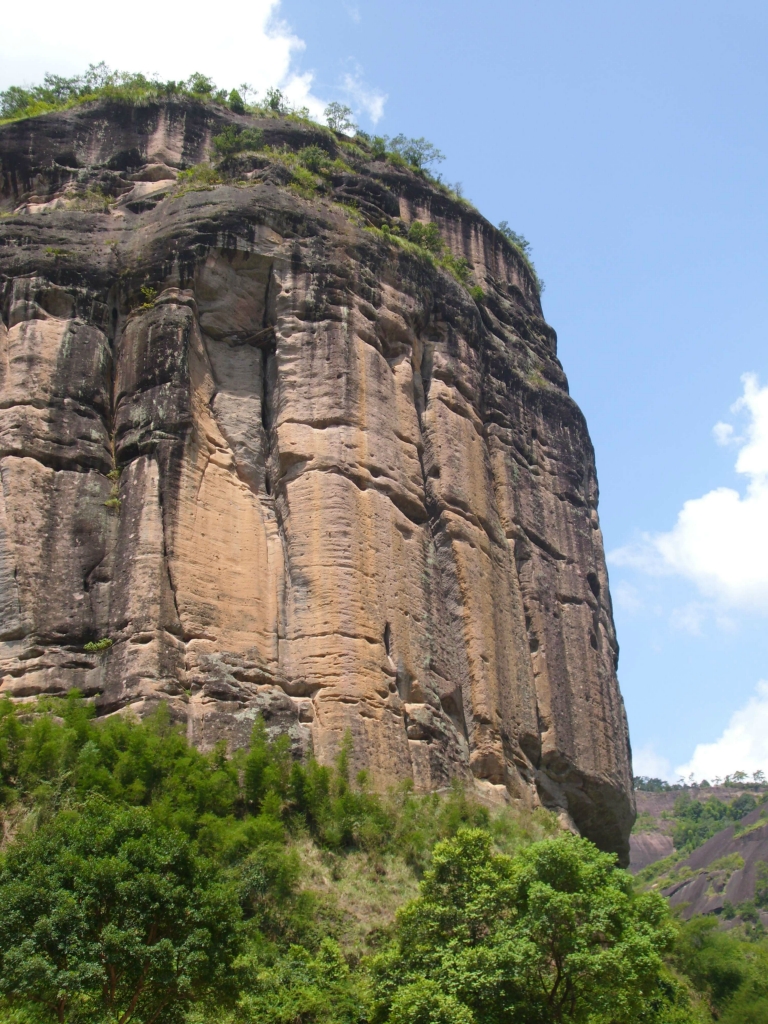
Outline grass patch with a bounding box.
[173,163,222,197]
[366,219,484,297]
[83,638,113,652]
[288,166,320,199]
[632,810,661,833]
[709,853,745,873]
[212,125,264,160]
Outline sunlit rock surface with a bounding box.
[0,99,634,861]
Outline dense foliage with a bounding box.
[674,916,768,1023]
[371,829,677,1024]
[2,695,768,1023]
[671,792,759,853]
[0,65,230,123]
[0,799,240,1024]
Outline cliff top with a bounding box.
[0,75,545,302]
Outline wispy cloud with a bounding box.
[343,67,387,124]
[676,680,768,781]
[632,744,673,781]
[669,602,707,635]
[613,580,643,613]
[610,373,768,614]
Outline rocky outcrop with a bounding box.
[663,803,768,923]
[630,833,674,873]
[629,787,766,873]
[0,98,634,861]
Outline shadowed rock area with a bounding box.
[0,98,634,862]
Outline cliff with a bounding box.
[0,98,634,861]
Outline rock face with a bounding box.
[629,787,766,873]
[663,804,768,923]
[629,833,674,873]
[0,99,634,861]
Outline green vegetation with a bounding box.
[0,65,230,123]
[635,771,767,791]
[673,916,768,1023]
[371,828,678,1024]
[407,221,474,288]
[635,777,677,792]
[0,694,734,1024]
[324,103,357,135]
[498,221,545,295]
[0,66,317,127]
[365,219,482,299]
[211,125,265,161]
[632,810,660,833]
[671,792,759,853]
[757,860,768,907]
[719,860,768,928]
[228,90,246,115]
[384,135,445,171]
[138,285,157,309]
[83,638,113,652]
[171,164,223,199]
[708,853,745,873]
[298,145,332,173]
[0,798,239,1024]
[289,165,322,199]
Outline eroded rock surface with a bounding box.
[0,99,634,861]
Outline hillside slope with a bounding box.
[632,787,768,925]
[664,803,768,921]
[630,787,764,872]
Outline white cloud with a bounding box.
[676,680,768,781]
[610,373,768,613]
[632,744,673,781]
[669,602,706,635]
[279,71,327,122]
[343,69,387,125]
[0,0,384,126]
[712,421,735,446]
[1,1,304,98]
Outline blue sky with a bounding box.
[3,0,768,782]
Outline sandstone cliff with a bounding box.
[0,99,634,860]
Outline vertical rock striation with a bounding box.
[0,99,634,861]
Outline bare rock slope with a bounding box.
[0,99,634,860]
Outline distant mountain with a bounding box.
[631,786,768,928]
[662,802,768,923]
